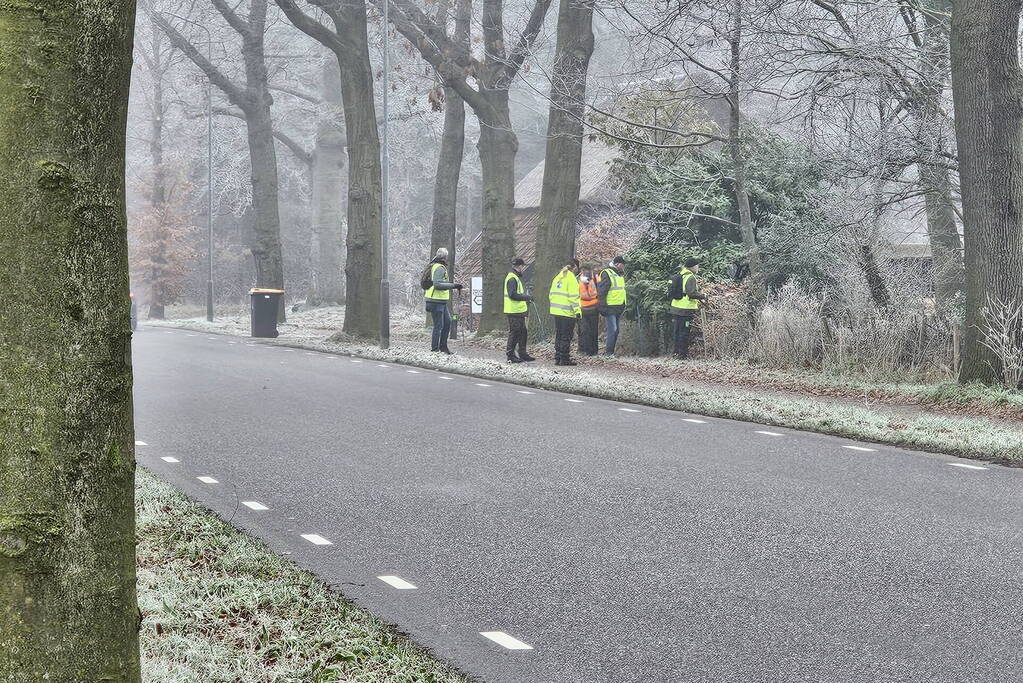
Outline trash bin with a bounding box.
[250,288,284,338]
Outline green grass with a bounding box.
[136,469,470,683]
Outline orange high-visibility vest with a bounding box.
[580,279,599,309]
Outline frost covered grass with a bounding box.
[136,469,469,683]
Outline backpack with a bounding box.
[420,263,434,291]
[668,272,684,300]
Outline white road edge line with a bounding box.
[439,376,454,380]
[376,364,389,368]
[135,440,147,446]
[377,575,418,590]
[160,457,179,463]
[949,463,988,471]
[242,501,269,511]
[843,445,876,452]
[517,390,535,395]
[565,398,584,403]
[756,431,783,437]
[197,476,218,484]
[619,408,641,413]
[683,418,707,424]
[301,534,333,546]
[475,383,492,387]
[480,631,533,650]
[407,370,421,374]
[350,359,363,363]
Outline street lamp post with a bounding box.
[379,0,391,349]
[159,12,215,322]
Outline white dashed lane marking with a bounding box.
[197,476,218,484]
[475,383,492,387]
[619,408,641,413]
[350,359,363,363]
[683,418,707,424]
[949,463,988,471]
[407,370,421,374]
[843,445,876,452]
[480,631,533,650]
[564,398,584,403]
[242,501,269,511]
[439,376,454,380]
[376,364,389,368]
[135,440,148,446]
[377,575,418,590]
[160,457,179,463]
[301,534,333,546]
[756,431,783,437]
[517,390,535,395]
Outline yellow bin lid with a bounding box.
[250,288,285,294]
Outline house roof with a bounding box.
[512,138,619,209]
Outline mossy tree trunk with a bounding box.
[0,2,141,681]
[950,0,1023,384]
[533,0,595,331]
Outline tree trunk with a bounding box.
[147,21,169,321]
[533,0,595,332]
[0,3,141,681]
[242,10,286,322]
[429,0,470,293]
[917,0,964,305]
[337,0,383,339]
[950,0,1023,383]
[727,0,761,280]
[430,87,465,282]
[477,94,519,334]
[308,55,346,307]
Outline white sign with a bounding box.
[471,277,483,314]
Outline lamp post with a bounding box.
[159,12,215,321]
[379,0,391,349]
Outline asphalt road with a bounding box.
[133,327,1023,683]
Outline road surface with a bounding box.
[133,327,1023,682]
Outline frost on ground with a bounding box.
[136,469,469,683]
[145,307,1023,464]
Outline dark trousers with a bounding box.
[579,310,599,355]
[506,315,528,359]
[554,316,576,362]
[427,302,451,351]
[672,314,694,358]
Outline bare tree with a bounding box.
[950,0,1023,383]
[377,0,555,332]
[276,0,383,338]
[154,0,288,321]
[0,2,141,679]
[533,0,597,310]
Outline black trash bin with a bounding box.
[250,288,284,338]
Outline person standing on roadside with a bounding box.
[668,257,708,359]
[578,264,599,356]
[423,247,462,354]
[550,258,582,366]
[596,255,627,357]
[505,258,536,363]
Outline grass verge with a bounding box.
[136,468,470,683]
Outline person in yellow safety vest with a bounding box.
[549,258,582,366]
[668,256,708,359]
[423,247,462,354]
[504,258,536,363]
[596,255,627,357]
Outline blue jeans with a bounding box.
[604,312,620,355]
[426,302,451,351]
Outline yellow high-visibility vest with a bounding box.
[425,263,450,302]
[669,268,700,312]
[601,268,627,306]
[504,272,528,314]
[549,269,581,318]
